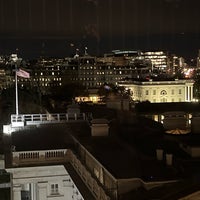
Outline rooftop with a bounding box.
[135,102,200,114]
[5,106,200,199]
[8,119,180,182]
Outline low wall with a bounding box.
[11,149,111,200]
[12,149,68,166]
[68,150,111,200]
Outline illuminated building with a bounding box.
[118,78,194,103]
[30,58,66,94]
[1,51,188,95]
[141,51,169,71]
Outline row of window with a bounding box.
[145,89,182,95]
[79,77,123,81]
[35,72,60,76]
[36,83,62,87]
[79,71,132,75]
[79,66,135,70]
[152,98,182,102]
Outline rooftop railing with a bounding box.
[11,113,88,127]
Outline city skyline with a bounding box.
[0,0,199,59]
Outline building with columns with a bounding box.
[118,79,194,103]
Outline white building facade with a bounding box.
[119,79,194,103]
[7,165,84,200]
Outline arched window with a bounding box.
[160,90,167,95]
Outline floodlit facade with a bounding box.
[118,79,194,103]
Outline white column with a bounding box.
[13,184,22,200]
[187,86,190,101]
[185,86,187,101]
[31,183,37,200]
[191,86,193,101]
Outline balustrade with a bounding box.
[12,149,110,200]
[12,149,67,166]
[11,113,88,126]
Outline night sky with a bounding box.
[0,0,200,59]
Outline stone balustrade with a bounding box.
[12,149,68,166]
[11,113,87,126]
[11,149,111,200]
[68,151,111,200]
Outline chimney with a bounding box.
[156,149,163,161]
[91,119,109,136]
[166,153,173,166]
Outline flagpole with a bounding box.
[15,63,19,115]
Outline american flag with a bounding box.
[16,68,30,78]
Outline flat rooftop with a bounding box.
[66,121,180,181]
[8,114,200,182]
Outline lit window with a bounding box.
[41,72,43,76]
[52,72,54,75]
[51,184,59,195]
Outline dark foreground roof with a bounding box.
[10,120,180,181]
[66,121,180,181]
[119,177,200,200]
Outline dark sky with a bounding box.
[0,0,200,59]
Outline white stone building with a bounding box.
[118,79,194,103]
[6,165,84,200]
